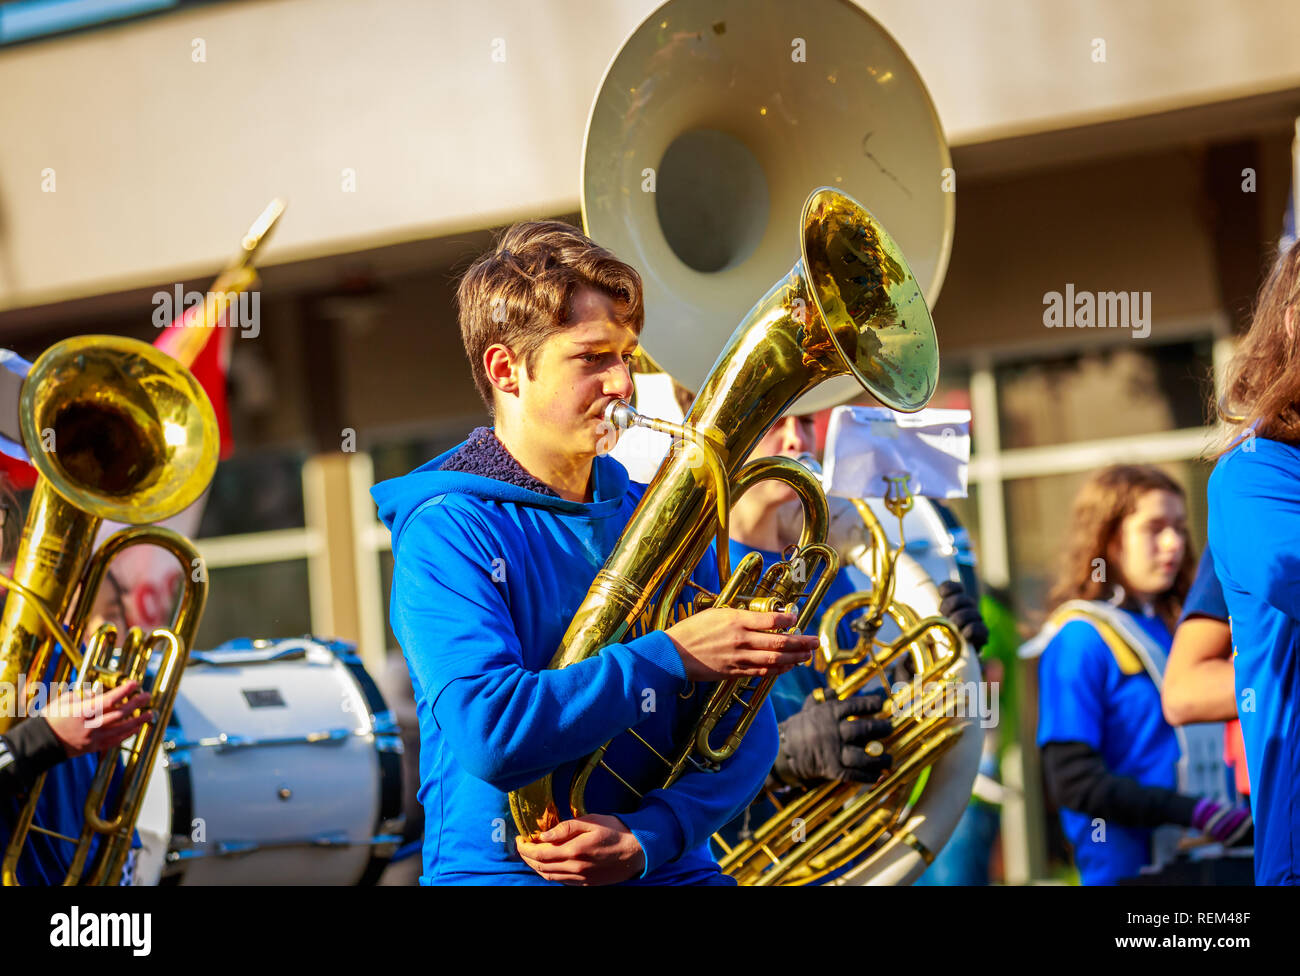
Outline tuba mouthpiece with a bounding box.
[604,399,639,431]
[793,452,823,477]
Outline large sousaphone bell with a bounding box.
[583,0,954,413]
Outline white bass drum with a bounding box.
[133,637,404,885]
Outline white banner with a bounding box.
[822,405,971,500]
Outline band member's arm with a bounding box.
[604,537,777,879]
[1042,741,1251,845]
[616,696,780,878]
[0,718,65,798]
[1161,616,1236,725]
[0,680,152,798]
[1038,623,1251,844]
[393,507,691,790]
[1042,740,1196,826]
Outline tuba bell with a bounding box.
[582,0,954,415]
[0,335,218,886]
[509,185,940,837]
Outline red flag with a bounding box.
[153,263,256,463]
[0,266,249,492]
[0,448,35,491]
[180,324,234,461]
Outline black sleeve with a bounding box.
[0,717,68,798]
[1042,740,1199,828]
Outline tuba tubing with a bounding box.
[720,484,983,886]
[830,550,982,886]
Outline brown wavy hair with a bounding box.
[1215,237,1300,454]
[455,220,644,414]
[0,473,19,566]
[1047,464,1195,630]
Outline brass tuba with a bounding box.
[509,186,939,836]
[0,335,218,885]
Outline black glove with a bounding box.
[937,580,989,652]
[773,690,893,786]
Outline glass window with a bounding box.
[6,451,306,538]
[932,361,972,412]
[942,483,981,576]
[192,559,312,649]
[198,449,307,536]
[995,339,1214,451]
[380,549,397,652]
[371,430,480,486]
[932,362,974,455]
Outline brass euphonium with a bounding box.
[0,335,218,886]
[714,480,983,885]
[508,186,939,837]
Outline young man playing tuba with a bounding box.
[372,221,816,885]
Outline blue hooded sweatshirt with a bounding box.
[372,442,778,885]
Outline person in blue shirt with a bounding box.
[1,680,153,802]
[1207,237,1300,886]
[1030,464,1250,886]
[0,680,154,885]
[372,220,817,886]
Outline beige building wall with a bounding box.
[2,0,1299,313]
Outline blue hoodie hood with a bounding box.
[371,440,632,550]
